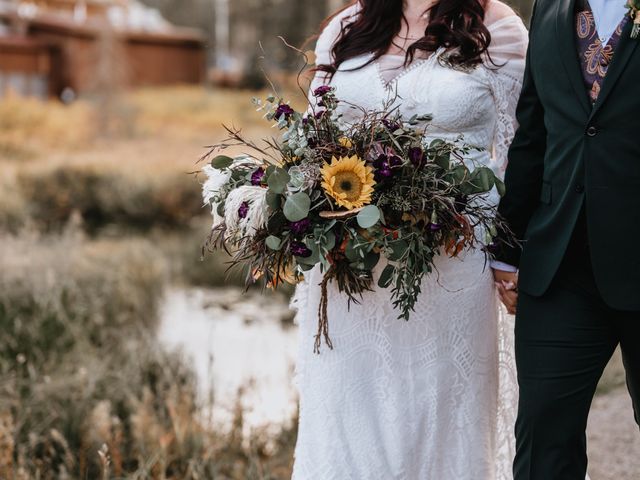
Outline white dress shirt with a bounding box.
[589,0,629,44]
[491,0,628,273]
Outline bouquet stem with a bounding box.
[315,268,336,354]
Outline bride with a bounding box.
[291,0,528,479]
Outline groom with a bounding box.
[492,0,640,478]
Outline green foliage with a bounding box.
[283,192,311,222]
[356,205,381,229]
[210,155,235,169]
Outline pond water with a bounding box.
[158,287,299,431]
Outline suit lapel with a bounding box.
[556,0,591,116]
[589,18,640,121]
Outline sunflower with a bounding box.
[321,155,376,210]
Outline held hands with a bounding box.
[493,269,519,315]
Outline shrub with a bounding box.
[0,233,166,371]
[15,164,203,232]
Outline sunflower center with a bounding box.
[334,172,363,201]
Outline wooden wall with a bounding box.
[0,37,59,97]
[0,12,206,98]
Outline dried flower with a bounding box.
[224,186,268,237]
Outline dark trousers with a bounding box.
[513,214,640,479]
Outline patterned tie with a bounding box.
[575,0,628,104]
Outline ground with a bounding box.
[588,350,640,479]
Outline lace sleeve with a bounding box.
[485,16,529,178]
[308,5,359,104]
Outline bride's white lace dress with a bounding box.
[291,5,528,479]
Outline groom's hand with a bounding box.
[493,269,518,315]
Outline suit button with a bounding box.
[575,184,585,193]
[586,126,598,137]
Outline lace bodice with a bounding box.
[311,5,528,181]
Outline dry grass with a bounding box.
[0,88,299,478]
[0,86,304,234]
[0,94,96,160]
[0,232,296,479]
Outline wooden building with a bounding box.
[0,0,206,98]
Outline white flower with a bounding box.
[202,165,232,225]
[224,186,268,238]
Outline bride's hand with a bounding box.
[493,270,518,315]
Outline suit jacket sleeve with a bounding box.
[495,1,547,267]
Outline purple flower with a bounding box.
[290,241,312,258]
[251,168,265,186]
[314,109,327,120]
[372,148,402,181]
[313,85,332,97]
[429,223,442,232]
[408,147,426,167]
[238,202,250,219]
[289,218,311,235]
[382,119,402,132]
[275,104,295,120]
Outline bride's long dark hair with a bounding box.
[317,0,491,75]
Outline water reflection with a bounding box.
[159,288,298,430]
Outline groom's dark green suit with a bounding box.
[496,0,640,478]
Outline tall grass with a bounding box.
[0,88,299,478]
[0,233,296,479]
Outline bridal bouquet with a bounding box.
[202,86,508,352]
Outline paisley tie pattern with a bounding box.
[575,0,628,104]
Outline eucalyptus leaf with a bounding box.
[288,167,305,189]
[267,169,290,194]
[378,265,396,288]
[283,192,311,222]
[434,152,450,170]
[298,240,320,265]
[472,167,495,192]
[324,231,337,251]
[266,192,282,211]
[266,236,282,251]
[210,155,234,169]
[388,240,409,261]
[363,251,381,271]
[345,238,360,262]
[357,205,381,229]
[323,219,337,232]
